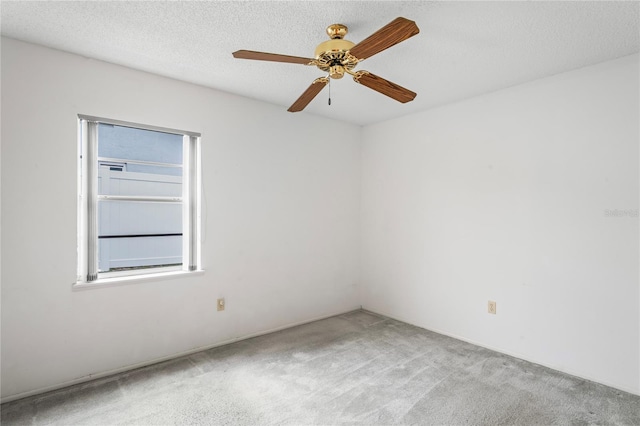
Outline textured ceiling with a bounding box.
[1,1,639,126]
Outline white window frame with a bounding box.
[76,115,202,286]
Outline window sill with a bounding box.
[73,269,205,291]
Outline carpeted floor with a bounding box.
[1,310,639,425]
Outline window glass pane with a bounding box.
[98,236,182,272]
[97,124,183,197]
[98,200,182,273]
[98,124,183,165]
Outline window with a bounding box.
[77,115,201,283]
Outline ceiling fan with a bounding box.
[232,17,419,112]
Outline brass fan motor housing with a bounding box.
[314,24,359,79]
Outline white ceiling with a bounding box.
[1,1,639,126]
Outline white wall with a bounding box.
[361,54,639,394]
[0,38,362,400]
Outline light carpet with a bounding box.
[2,310,638,425]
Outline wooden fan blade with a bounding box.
[348,17,419,61]
[355,72,416,103]
[232,50,314,64]
[288,78,329,112]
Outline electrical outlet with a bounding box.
[488,300,497,315]
[217,298,225,311]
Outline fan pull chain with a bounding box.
[328,77,331,106]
